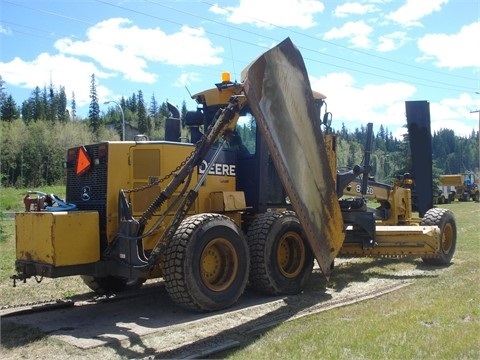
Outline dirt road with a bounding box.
[1,258,429,359]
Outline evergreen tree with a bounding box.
[126,92,138,113]
[159,101,169,118]
[137,90,148,134]
[88,74,101,135]
[32,86,45,120]
[0,75,6,105]
[0,95,19,121]
[340,122,349,140]
[120,96,127,111]
[149,93,161,130]
[57,86,68,122]
[21,100,33,123]
[181,100,188,127]
[42,85,48,120]
[47,80,57,121]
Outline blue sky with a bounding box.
[1,0,479,139]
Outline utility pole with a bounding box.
[471,109,480,173]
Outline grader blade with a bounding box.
[242,37,345,277]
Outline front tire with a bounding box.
[421,208,457,265]
[474,191,479,202]
[247,211,314,295]
[163,213,249,312]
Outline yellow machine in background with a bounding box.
[13,38,457,312]
[439,172,479,202]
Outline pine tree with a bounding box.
[181,100,188,127]
[42,85,48,121]
[137,90,149,134]
[149,93,161,130]
[21,99,33,123]
[89,74,101,135]
[0,75,6,105]
[0,95,19,121]
[57,86,68,122]
[47,80,57,122]
[127,92,138,113]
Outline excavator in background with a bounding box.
[13,38,456,312]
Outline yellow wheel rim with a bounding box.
[200,237,238,292]
[276,231,306,278]
[441,222,454,253]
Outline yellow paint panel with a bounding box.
[209,191,247,212]
[15,212,100,266]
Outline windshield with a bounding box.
[235,112,256,155]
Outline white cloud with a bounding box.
[324,21,373,48]
[173,72,201,88]
[209,0,325,29]
[376,31,408,52]
[430,100,478,136]
[417,22,480,68]
[309,72,478,138]
[310,72,417,136]
[387,0,448,27]
[0,53,112,107]
[55,18,224,83]
[430,95,479,137]
[333,2,379,18]
[0,25,12,35]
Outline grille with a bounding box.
[66,144,108,248]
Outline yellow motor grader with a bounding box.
[13,38,456,311]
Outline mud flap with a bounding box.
[242,37,345,277]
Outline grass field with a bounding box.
[222,201,480,359]
[0,189,479,359]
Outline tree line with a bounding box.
[0,75,478,188]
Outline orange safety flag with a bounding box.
[76,146,91,175]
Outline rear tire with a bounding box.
[421,208,456,265]
[81,275,145,295]
[163,213,249,312]
[247,211,314,295]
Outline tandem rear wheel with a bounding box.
[163,213,250,312]
[247,211,314,295]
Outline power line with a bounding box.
[98,0,478,93]
[2,0,478,95]
[199,0,477,82]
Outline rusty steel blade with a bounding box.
[242,38,345,277]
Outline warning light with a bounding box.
[76,146,91,176]
[221,72,230,83]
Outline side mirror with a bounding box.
[323,112,332,128]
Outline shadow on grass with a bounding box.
[0,257,449,359]
[1,321,46,347]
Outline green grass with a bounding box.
[220,201,480,359]
[0,198,478,359]
[0,185,65,213]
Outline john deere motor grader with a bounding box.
[13,38,456,312]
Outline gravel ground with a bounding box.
[1,258,427,358]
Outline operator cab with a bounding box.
[186,73,331,216]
